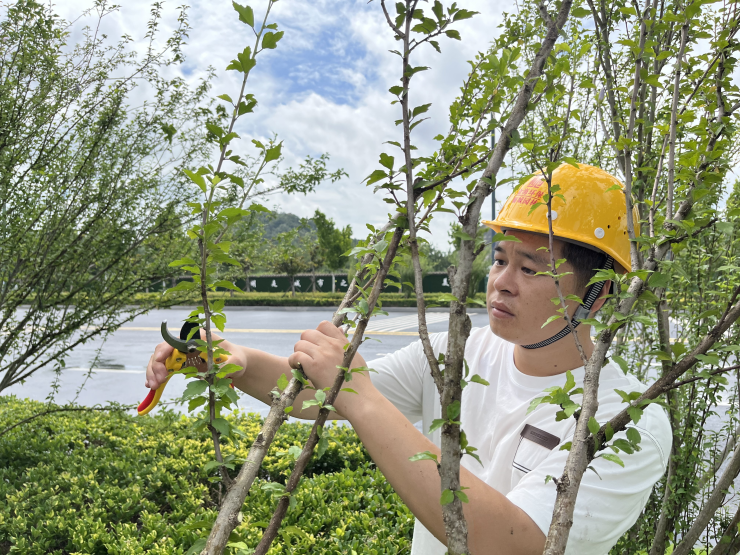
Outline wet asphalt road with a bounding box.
[4,307,490,417]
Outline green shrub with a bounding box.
[0,397,413,554]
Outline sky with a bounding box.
[51,0,512,249]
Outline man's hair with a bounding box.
[560,241,607,293]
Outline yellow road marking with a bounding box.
[120,327,418,336]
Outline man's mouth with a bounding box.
[490,302,514,318]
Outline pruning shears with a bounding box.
[137,321,229,416]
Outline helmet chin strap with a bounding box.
[521,256,614,350]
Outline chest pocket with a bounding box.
[512,424,560,474]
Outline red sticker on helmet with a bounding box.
[511,175,546,206]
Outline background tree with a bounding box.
[268,228,313,296]
[479,1,740,554]
[313,209,354,271]
[0,0,215,394]
[222,213,268,292]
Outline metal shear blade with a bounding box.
[161,321,199,353]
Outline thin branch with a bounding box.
[542,168,589,366]
[672,437,740,555]
[666,20,689,222]
[253,227,405,555]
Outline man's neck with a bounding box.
[512,326,595,377]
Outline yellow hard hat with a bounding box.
[482,163,639,272]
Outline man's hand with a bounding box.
[145,330,247,390]
[288,320,375,418]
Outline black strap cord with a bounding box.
[521,256,614,350]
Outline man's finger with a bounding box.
[294,339,320,360]
[288,351,312,371]
[315,320,348,341]
[300,328,333,346]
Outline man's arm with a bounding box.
[289,322,546,555]
[144,333,346,420]
[229,345,347,420]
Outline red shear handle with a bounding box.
[137,350,231,416]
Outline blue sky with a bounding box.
[53,0,509,249]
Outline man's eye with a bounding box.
[493,259,505,266]
[522,266,536,275]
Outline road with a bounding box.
[4,307,489,417]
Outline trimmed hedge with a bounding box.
[0,397,413,554]
[131,291,487,308]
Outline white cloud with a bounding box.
[51,0,511,248]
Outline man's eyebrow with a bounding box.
[519,249,549,266]
[495,244,549,266]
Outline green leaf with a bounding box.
[262,31,284,49]
[188,396,207,412]
[169,257,197,267]
[648,272,670,288]
[542,314,562,328]
[600,453,624,467]
[232,2,254,27]
[470,374,490,386]
[206,122,225,137]
[428,418,446,434]
[452,228,474,241]
[452,9,478,21]
[409,451,438,462]
[265,143,282,162]
[186,539,208,555]
[588,416,599,435]
[183,380,209,399]
[440,489,455,505]
[454,490,469,503]
[211,417,230,436]
[445,29,461,40]
[184,168,207,193]
[611,355,629,375]
[570,6,591,17]
[626,427,642,445]
[446,400,461,420]
[379,152,395,170]
[527,396,549,414]
[315,389,327,405]
[211,313,226,332]
[214,280,244,293]
[627,406,643,424]
[316,435,329,459]
[365,169,389,185]
[277,373,289,391]
[411,103,432,117]
[564,370,576,392]
[696,354,721,366]
[490,232,522,243]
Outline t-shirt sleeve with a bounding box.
[367,333,447,424]
[506,406,672,555]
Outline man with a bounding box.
[146,163,672,554]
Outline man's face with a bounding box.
[486,230,583,345]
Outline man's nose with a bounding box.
[492,266,516,295]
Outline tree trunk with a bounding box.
[673,440,740,555]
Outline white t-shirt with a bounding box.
[368,326,672,555]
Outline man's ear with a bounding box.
[589,280,612,315]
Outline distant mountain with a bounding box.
[257,211,317,239]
